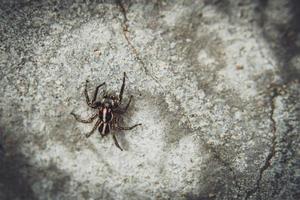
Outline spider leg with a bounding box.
[71,112,98,123]
[92,82,106,103]
[86,120,102,138]
[84,80,92,107]
[119,72,126,104]
[114,95,133,114]
[85,80,105,108]
[112,134,123,151]
[124,95,133,111]
[116,123,142,130]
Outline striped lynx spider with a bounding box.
[71,72,141,151]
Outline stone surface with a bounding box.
[0,0,299,200]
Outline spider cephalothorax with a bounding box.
[71,72,141,151]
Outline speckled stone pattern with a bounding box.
[0,0,299,200]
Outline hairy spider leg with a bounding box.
[71,112,98,123]
[119,72,126,103]
[112,134,123,151]
[85,80,105,108]
[124,95,133,111]
[115,95,133,114]
[86,120,102,138]
[92,82,106,103]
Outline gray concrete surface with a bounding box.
[0,0,299,199]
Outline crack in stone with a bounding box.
[115,0,165,91]
[245,86,281,200]
[207,142,242,198]
[184,117,242,198]
[116,0,128,31]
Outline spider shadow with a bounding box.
[113,96,141,151]
[116,131,130,151]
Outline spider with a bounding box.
[71,72,141,151]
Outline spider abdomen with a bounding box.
[99,122,110,136]
[99,107,113,122]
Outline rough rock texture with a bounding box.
[0,0,299,199]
